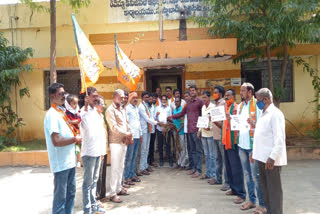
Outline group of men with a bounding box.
[44,81,287,214]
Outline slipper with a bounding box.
[117,189,130,196]
[253,206,267,214]
[131,177,141,182]
[200,175,210,180]
[234,197,245,204]
[226,190,236,196]
[110,195,122,203]
[240,201,256,210]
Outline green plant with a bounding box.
[0,32,33,149]
[296,56,320,141]
[193,0,320,107]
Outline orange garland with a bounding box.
[51,103,78,137]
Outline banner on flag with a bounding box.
[71,14,104,93]
[115,38,143,91]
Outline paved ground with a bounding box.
[0,160,319,214]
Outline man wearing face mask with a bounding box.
[208,85,229,192]
[251,88,287,214]
[222,89,246,205]
[80,87,106,214]
[44,83,82,214]
[237,83,265,213]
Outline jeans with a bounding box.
[213,140,229,186]
[224,145,246,199]
[82,156,101,213]
[140,133,151,171]
[177,134,188,167]
[96,154,107,200]
[53,167,76,214]
[124,138,140,180]
[186,133,194,168]
[148,132,156,165]
[239,147,265,207]
[135,141,142,174]
[201,137,216,178]
[187,133,203,173]
[157,130,173,165]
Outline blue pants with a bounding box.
[201,137,216,178]
[187,133,203,173]
[124,138,140,180]
[140,133,151,171]
[53,167,76,214]
[239,147,265,207]
[82,156,101,213]
[213,140,229,185]
[224,145,246,199]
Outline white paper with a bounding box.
[230,115,250,131]
[159,112,167,124]
[211,106,226,122]
[196,116,209,128]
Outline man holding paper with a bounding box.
[222,89,246,205]
[197,91,216,180]
[237,82,265,213]
[208,86,229,192]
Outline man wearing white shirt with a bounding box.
[251,88,287,214]
[155,95,173,167]
[165,86,175,107]
[138,91,159,175]
[124,92,142,185]
[148,93,158,168]
[236,83,265,212]
[80,87,106,214]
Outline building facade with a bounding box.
[0,0,318,141]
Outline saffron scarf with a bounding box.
[51,103,78,136]
[143,102,152,133]
[238,97,257,149]
[167,96,174,105]
[222,103,237,150]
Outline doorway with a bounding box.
[145,66,184,94]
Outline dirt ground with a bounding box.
[0,160,319,214]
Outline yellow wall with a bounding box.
[0,0,318,141]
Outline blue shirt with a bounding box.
[173,106,184,135]
[44,107,76,173]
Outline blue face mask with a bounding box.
[257,100,265,110]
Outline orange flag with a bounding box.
[72,14,104,93]
[115,37,143,91]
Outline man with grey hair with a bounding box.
[105,89,132,203]
[250,88,287,214]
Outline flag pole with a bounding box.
[72,13,88,97]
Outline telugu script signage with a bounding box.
[108,0,211,23]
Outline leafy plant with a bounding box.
[193,0,320,107]
[0,32,33,149]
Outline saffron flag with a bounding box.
[115,37,143,91]
[71,14,104,93]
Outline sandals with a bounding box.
[110,195,122,203]
[240,201,256,210]
[117,189,130,196]
[253,207,267,214]
[124,180,135,186]
[200,175,210,180]
[131,177,141,182]
[234,197,245,204]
